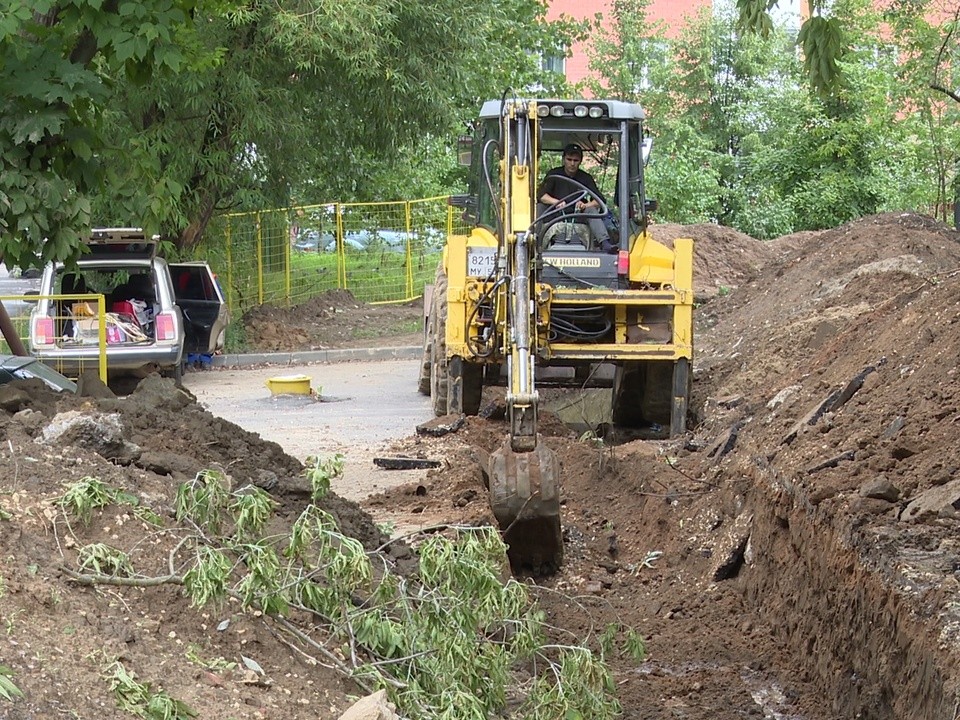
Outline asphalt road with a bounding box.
[183,358,434,501]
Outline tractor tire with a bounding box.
[611,361,644,427]
[612,360,675,432]
[448,356,484,416]
[670,358,691,437]
[417,302,433,396]
[429,265,449,416]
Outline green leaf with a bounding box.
[72,138,93,161]
[797,15,846,95]
[112,31,136,63]
[0,665,23,701]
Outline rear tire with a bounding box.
[417,301,432,396]
[611,361,644,427]
[428,263,484,416]
[448,356,483,415]
[612,360,678,433]
[429,265,449,416]
[670,358,691,437]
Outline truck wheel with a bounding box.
[161,360,184,388]
[429,266,449,416]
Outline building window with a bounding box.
[541,53,566,76]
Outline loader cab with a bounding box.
[533,102,653,252]
[459,100,654,255]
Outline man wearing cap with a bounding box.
[537,143,615,252]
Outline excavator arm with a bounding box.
[502,103,538,451]
[488,100,563,573]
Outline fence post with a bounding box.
[96,295,107,384]
[256,212,264,306]
[225,218,234,315]
[335,203,347,289]
[284,211,291,306]
[404,201,414,299]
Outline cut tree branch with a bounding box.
[62,567,184,587]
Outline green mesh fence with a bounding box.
[197,197,464,320]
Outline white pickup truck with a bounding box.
[28,228,229,384]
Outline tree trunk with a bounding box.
[178,191,220,251]
[0,303,28,356]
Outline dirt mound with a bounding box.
[374,211,960,717]
[0,376,393,719]
[694,211,960,404]
[242,289,422,352]
[649,221,782,300]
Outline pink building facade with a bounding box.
[545,0,710,86]
[546,0,804,86]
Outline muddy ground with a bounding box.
[241,289,423,352]
[3,212,960,719]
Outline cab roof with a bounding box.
[478,99,645,122]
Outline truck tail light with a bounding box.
[617,250,629,276]
[33,317,55,345]
[155,312,176,341]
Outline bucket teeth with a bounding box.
[488,436,563,574]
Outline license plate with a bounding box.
[466,247,496,277]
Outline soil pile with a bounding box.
[373,212,960,718]
[4,211,960,719]
[0,376,395,719]
[242,289,422,352]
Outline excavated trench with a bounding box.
[536,385,959,719]
[739,471,958,719]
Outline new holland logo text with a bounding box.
[545,257,602,268]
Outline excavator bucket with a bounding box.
[488,436,563,574]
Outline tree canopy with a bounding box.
[583,0,960,238]
[0,0,582,267]
[736,0,845,94]
[0,0,203,267]
[7,0,960,267]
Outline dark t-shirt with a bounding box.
[538,167,605,213]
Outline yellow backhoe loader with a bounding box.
[420,98,693,572]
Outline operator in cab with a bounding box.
[537,143,616,252]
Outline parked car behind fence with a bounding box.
[293,227,446,254]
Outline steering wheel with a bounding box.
[539,189,590,225]
[557,189,590,211]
